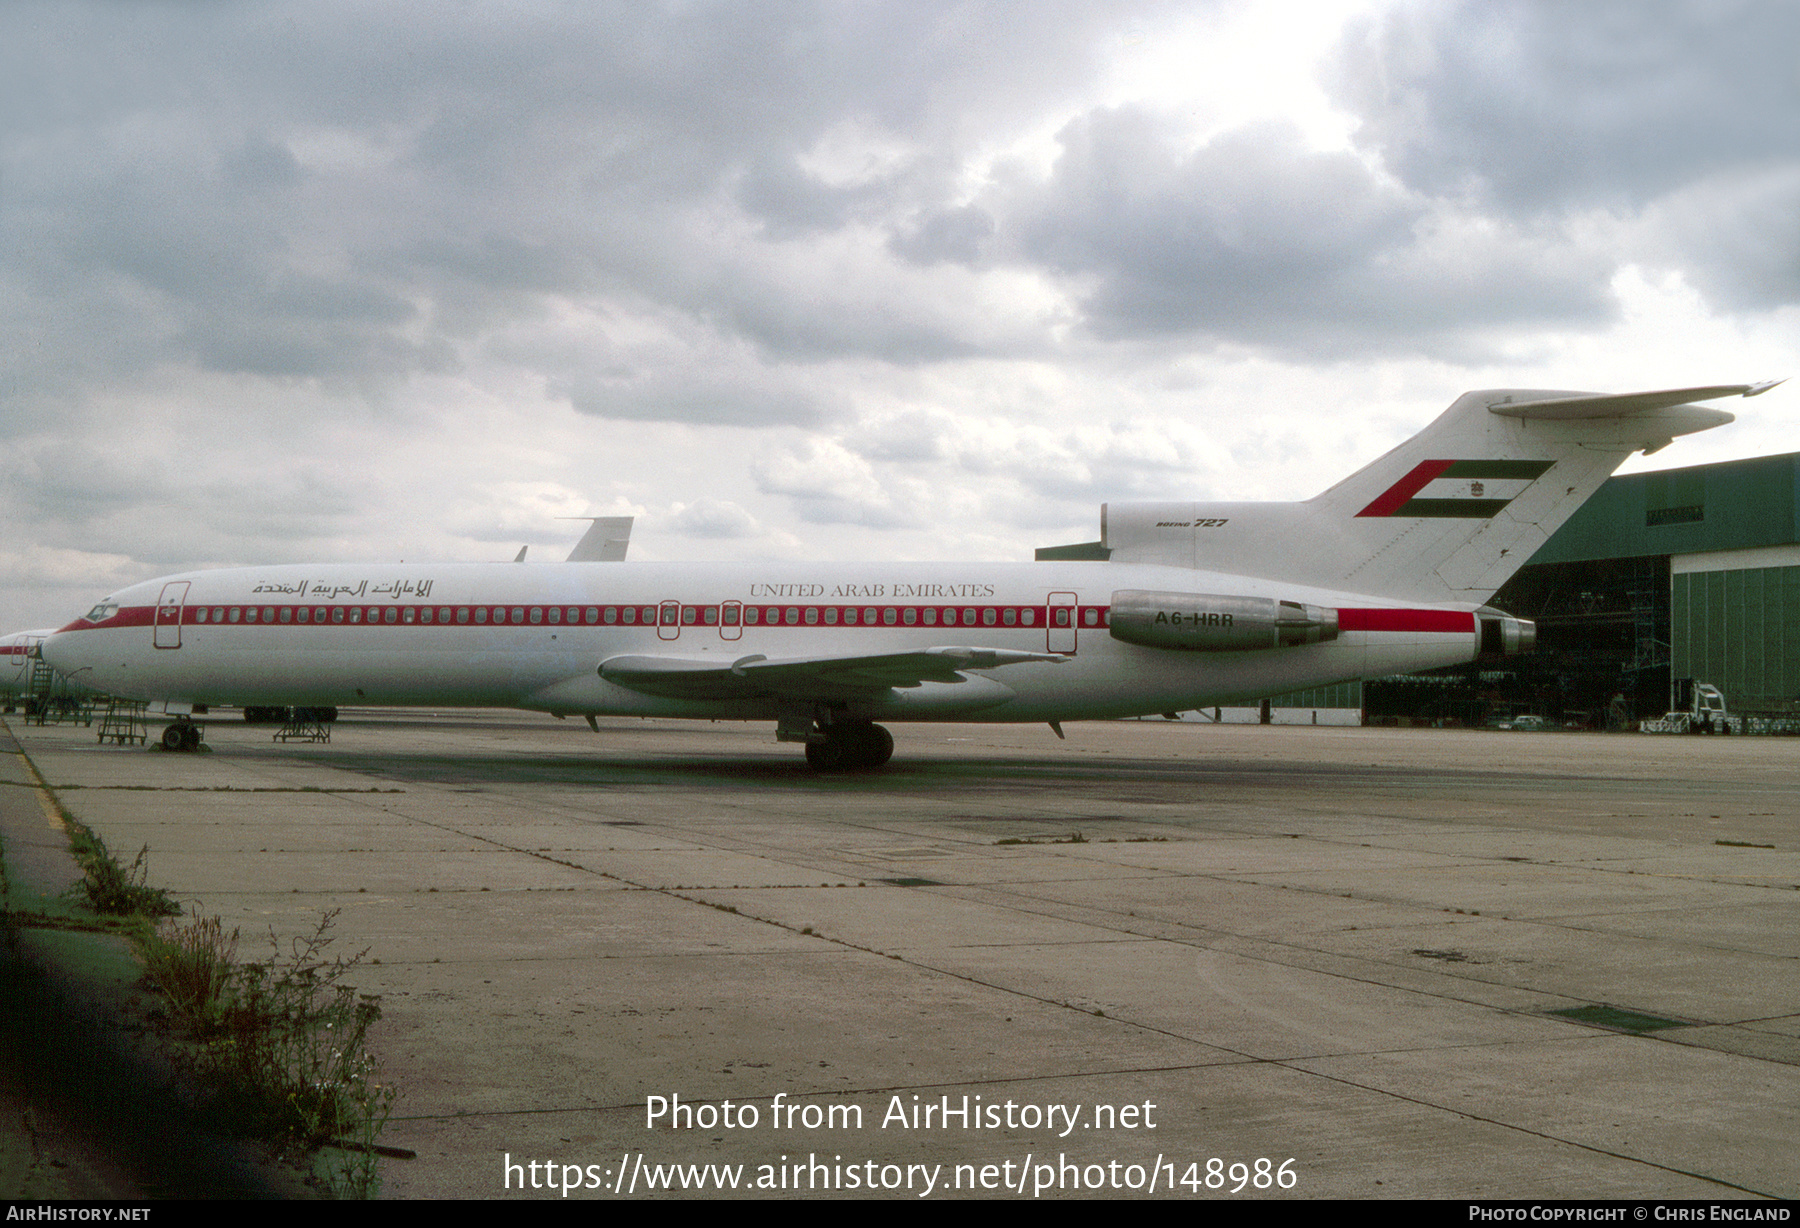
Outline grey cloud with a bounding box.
[1329,0,1800,215]
[403,236,590,297]
[735,157,886,239]
[784,499,911,530]
[849,413,953,463]
[703,282,988,366]
[2,1,1179,418]
[668,500,763,539]
[888,205,996,267]
[552,371,826,428]
[222,133,303,190]
[182,317,454,381]
[1637,167,1800,311]
[751,437,909,527]
[0,437,363,573]
[1013,110,1613,353]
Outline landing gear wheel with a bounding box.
[805,737,848,771]
[181,723,201,751]
[161,725,185,751]
[849,722,894,768]
[804,722,894,771]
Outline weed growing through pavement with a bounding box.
[64,820,180,918]
[139,909,395,1197]
[15,744,392,1195]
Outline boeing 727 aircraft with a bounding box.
[40,384,1773,768]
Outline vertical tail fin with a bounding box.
[1104,384,1761,604]
[564,516,634,562]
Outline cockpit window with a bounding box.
[84,602,119,622]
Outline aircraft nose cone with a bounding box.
[39,630,83,676]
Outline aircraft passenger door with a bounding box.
[657,600,680,641]
[11,637,42,689]
[154,581,190,649]
[1047,591,1077,655]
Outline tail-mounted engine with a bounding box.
[1109,590,1339,652]
[1478,612,1536,655]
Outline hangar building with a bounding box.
[1368,452,1800,726]
[1043,452,1800,727]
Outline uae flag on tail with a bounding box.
[1357,460,1554,518]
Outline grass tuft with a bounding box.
[141,910,395,1198]
[139,913,238,1022]
[65,822,180,917]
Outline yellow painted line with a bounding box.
[9,749,65,832]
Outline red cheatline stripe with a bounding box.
[1356,459,1454,517]
[60,607,153,631]
[1338,608,1474,633]
[62,603,1467,635]
[57,604,1113,632]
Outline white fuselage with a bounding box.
[42,560,1482,722]
[0,630,50,700]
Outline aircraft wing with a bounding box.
[599,646,1067,701]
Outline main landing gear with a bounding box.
[159,721,203,752]
[804,721,894,772]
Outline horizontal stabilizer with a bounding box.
[1487,382,1778,420]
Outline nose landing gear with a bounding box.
[803,721,894,771]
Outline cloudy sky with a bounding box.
[3,0,1797,629]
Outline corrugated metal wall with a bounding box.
[1533,453,1800,566]
[1263,681,1363,709]
[1671,566,1800,713]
